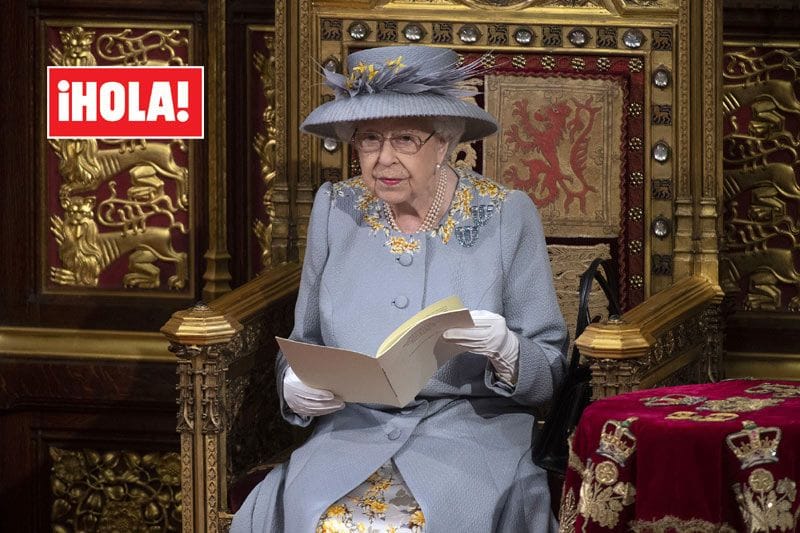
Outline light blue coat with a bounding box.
[233,170,567,532]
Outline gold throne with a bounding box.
[161,1,724,530]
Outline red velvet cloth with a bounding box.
[560,380,800,532]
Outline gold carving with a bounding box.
[253,31,278,271]
[49,27,96,66]
[206,436,219,533]
[578,458,636,528]
[733,468,798,533]
[50,447,181,532]
[484,75,623,237]
[49,139,189,207]
[630,516,737,532]
[47,26,192,293]
[177,359,195,432]
[698,397,783,413]
[623,0,661,6]
[578,276,723,398]
[272,2,289,265]
[97,29,188,65]
[726,420,781,469]
[180,433,194,533]
[50,194,188,289]
[547,243,612,344]
[722,45,800,312]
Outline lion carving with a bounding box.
[49,139,190,209]
[50,195,187,289]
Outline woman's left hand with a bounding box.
[442,310,520,385]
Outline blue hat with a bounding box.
[300,45,498,142]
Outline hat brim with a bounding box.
[300,93,498,143]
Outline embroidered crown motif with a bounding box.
[725,420,781,470]
[697,396,783,413]
[640,393,707,407]
[596,417,638,466]
[745,382,800,399]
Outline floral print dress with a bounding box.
[316,460,426,533]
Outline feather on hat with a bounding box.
[300,45,498,142]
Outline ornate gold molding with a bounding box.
[0,327,172,362]
[203,0,233,301]
[252,28,278,271]
[577,275,723,398]
[163,261,301,532]
[577,276,722,359]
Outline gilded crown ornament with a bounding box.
[596,417,638,466]
[725,420,781,470]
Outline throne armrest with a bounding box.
[161,262,302,533]
[576,276,724,400]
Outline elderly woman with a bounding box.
[233,45,567,532]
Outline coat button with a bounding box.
[387,428,402,440]
[397,253,413,266]
[392,295,409,309]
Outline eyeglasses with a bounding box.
[351,130,436,155]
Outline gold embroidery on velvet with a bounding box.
[726,420,782,470]
[665,411,739,422]
[629,515,738,532]
[568,436,585,475]
[697,396,783,413]
[578,459,636,529]
[596,417,638,466]
[558,488,578,533]
[745,383,800,399]
[640,394,707,407]
[732,468,798,533]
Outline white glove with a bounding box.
[283,367,345,417]
[442,310,520,385]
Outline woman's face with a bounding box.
[354,117,448,210]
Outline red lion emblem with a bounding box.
[503,96,601,213]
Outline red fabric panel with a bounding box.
[562,380,800,531]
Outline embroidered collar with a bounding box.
[331,167,508,255]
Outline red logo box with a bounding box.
[47,66,204,139]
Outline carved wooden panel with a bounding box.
[44,23,195,296]
[721,43,800,313]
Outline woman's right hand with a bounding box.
[283,367,345,417]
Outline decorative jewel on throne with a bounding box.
[725,420,781,470]
[596,417,638,467]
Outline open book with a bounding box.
[277,296,474,407]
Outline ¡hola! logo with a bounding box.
[47,66,204,139]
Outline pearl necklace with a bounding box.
[384,165,448,234]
